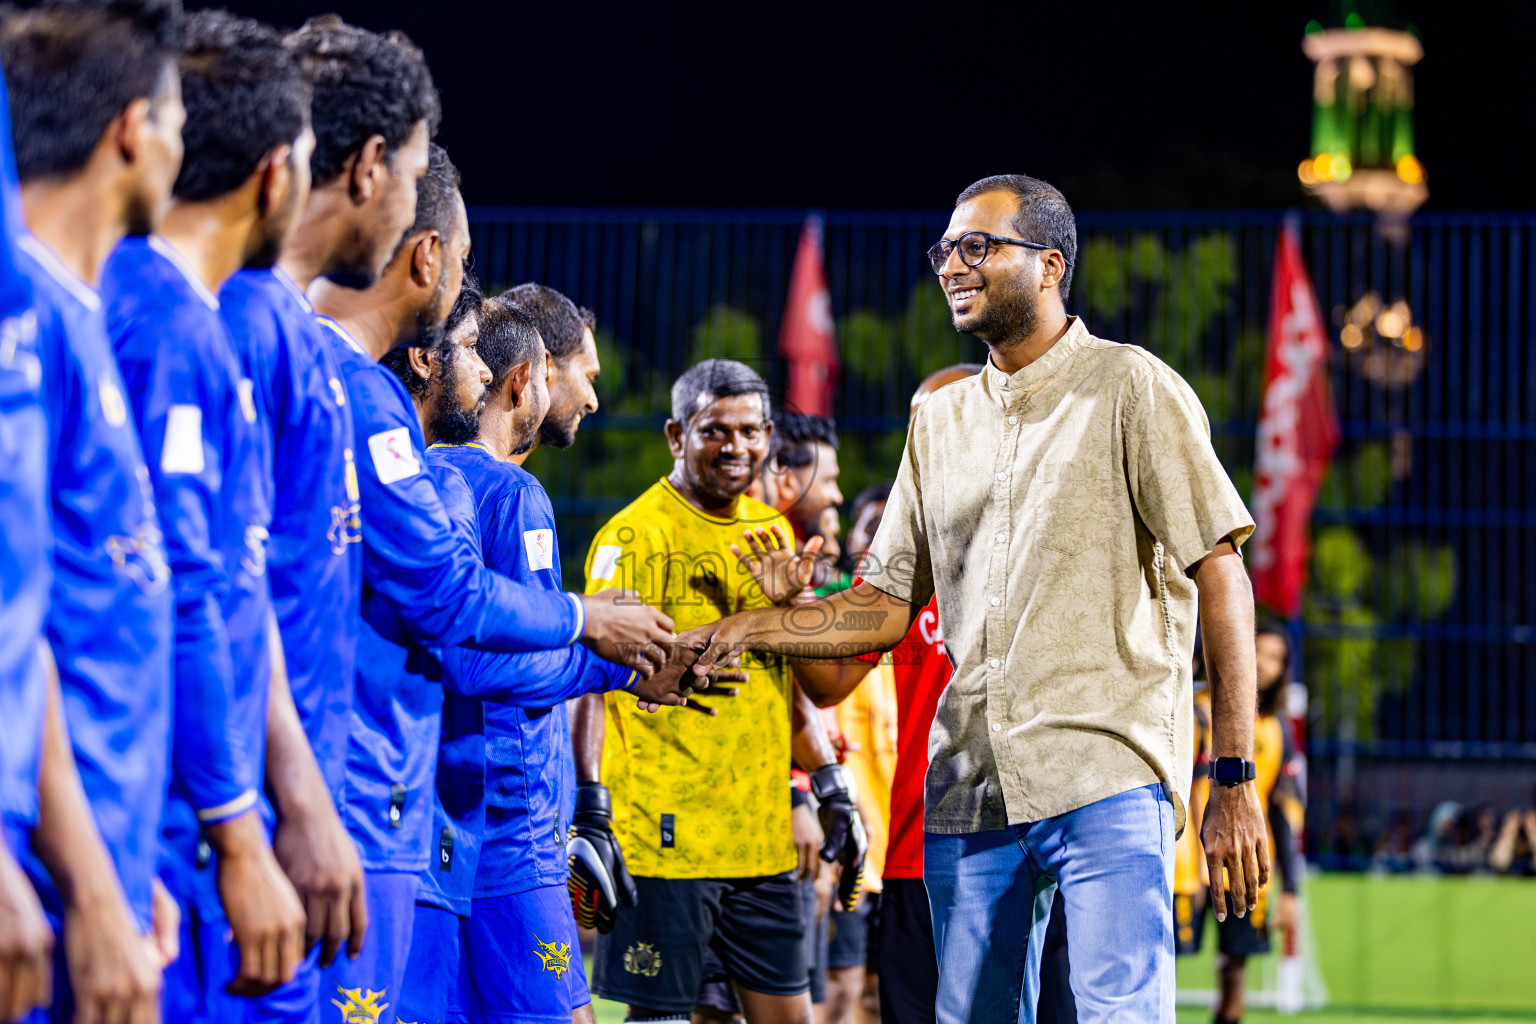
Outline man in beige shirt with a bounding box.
[683,175,1269,1023]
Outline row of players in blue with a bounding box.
[0,5,707,1023]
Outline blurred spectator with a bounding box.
[1319,802,1368,870]
[1412,801,1462,872]
[1489,809,1536,876]
[1371,811,1416,873]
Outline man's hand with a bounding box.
[1275,891,1297,935]
[1201,782,1270,921]
[207,811,306,996]
[60,880,161,1024]
[630,646,750,715]
[567,783,636,934]
[581,590,675,678]
[809,765,867,911]
[147,878,179,970]
[791,797,823,882]
[271,795,368,968]
[0,845,52,1023]
[732,526,822,606]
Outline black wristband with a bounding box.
[573,781,613,817]
[1208,757,1257,787]
[790,787,810,809]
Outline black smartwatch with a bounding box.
[1208,757,1257,787]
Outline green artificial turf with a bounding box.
[588,873,1536,1021]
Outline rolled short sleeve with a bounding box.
[1124,366,1255,571]
[863,428,934,608]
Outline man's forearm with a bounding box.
[264,615,331,821]
[1195,544,1257,759]
[791,681,838,772]
[571,693,606,783]
[32,649,122,909]
[734,583,916,659]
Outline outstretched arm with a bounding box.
[683,582,917,678]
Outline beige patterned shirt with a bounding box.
[864,318,1253,835]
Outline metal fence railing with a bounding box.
[469,206,1536,767]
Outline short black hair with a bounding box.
[382,270,479,398]
[577,305,596,332]
[396,142,460,246]
[850,481,892,524]
[773,411,838,470]
[0,0,183,181]
[955,174,1078,301]
[502,283,584,362]
[478,296,544,394]
[670,358,770,426]
[173,10,308,202]
[285,15,440,187]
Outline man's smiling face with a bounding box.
[938,190,1041,342]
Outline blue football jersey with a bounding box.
[103,237,275,916]
[220,268,359,806]
[418,443,635,913]
[319,316,595,871]
[429,442,635,903]
[16,234,175,929]
[0,68,47,853]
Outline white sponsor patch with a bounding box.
[99,377,128,429]
[367,426,421,485]
[160,404,205,474]
[523,528,555,571]
[237,379,258,424]
[590,544,622,582]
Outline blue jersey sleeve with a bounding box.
[112,317,253,823]
[442,643,634,706]
[345,361,583,652]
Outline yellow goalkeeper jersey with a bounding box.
[584,477,795,879]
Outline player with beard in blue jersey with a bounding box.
[225,24,445,1012]
[0,48,56,1024]
[2,3,185,1020]
[387,288,743,1024]
[308,146,683,1022]
[102,11,318,1016]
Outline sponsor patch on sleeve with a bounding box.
[237,379,258,424]
[367,426,421,485]
[590,544,622,582]
[161,404,205,474]
[523,528,555,571]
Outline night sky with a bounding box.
[200,0,1532,212]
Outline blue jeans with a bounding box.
[924,783,1175,1024]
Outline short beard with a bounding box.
[536,412,577,450]
[320,223,384,290]
[426,348,481,445]
[511,418,541,456]
[954,263,1039,343]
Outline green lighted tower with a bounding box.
[1299,14,1427,222]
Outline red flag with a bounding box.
[779,216,838,416]
[1249,222,1340,616]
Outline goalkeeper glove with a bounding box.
[567,782,637,933]
[810,764,867,911]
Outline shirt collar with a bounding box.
[272,266,313,313]
[148,235,219,310]
[16,234,100,310]
[984,316,1088,402]
[315,314,367,356]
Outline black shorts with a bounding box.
[827,894,876,971]
[1173,889,1271,958]
[875,878,938,1024]
[593,873,809,1014]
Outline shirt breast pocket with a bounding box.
[1032,460,1116,555]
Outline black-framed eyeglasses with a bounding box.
[926,231,1064,274]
